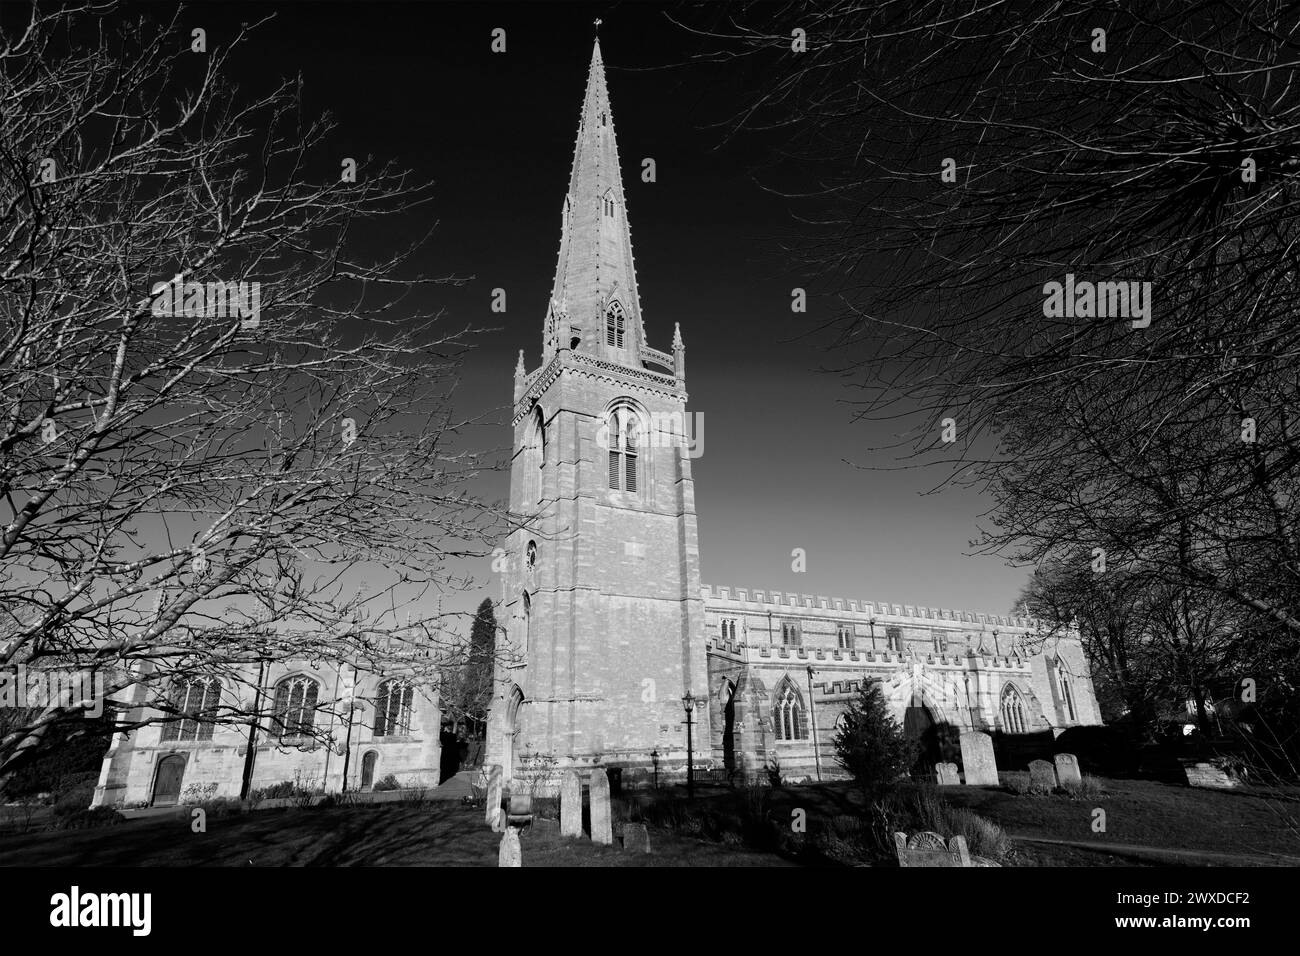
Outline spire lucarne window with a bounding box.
[605,301,626,348]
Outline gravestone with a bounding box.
[485,764,503,831]
[498,826,521,867]
[1029,759,1058,791]
[560,771,583,837]
[1180,758,1240,789]
[622,822,651,854]
[893,831,972,867]
[934,762,960,786]
[1054,753,1083,789]
[959,731,998,785]
[589,768,613,845]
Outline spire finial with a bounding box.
[514,349,526,379]
[594,17,602,31]
[672,322,684,350]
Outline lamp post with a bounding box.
[650,748,660,789]
[239,655,268,801]
[682,694,695,799]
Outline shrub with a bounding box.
[52,785,97,817]
[198,797,247,819]
[58,807,125,830]
[181,782,219,805]
[764,756,783,788]
[1067,774,1106,800]
[833,680,917,802]
[904,782,1010,860]
[397,787,430,807]
[943,806,1010,860]
[250,780,300,801]
[1002,771,1033,795]
[373,773,402,792]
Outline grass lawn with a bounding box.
[940,777,1300,865]
[2,777,1294,867]
[0,802,794,867]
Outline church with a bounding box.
[91,38,1099,810]
[485,38,1102,790]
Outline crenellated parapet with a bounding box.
[700,582,1068,635]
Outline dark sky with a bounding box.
[168,0,1032,622]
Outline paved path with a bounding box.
[1010,832,1299,866]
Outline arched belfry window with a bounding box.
[602,189,616,219]
[1000,684,1028,734]
[606,403,642,493]
[772,678,807,741]
[605,300,626,348]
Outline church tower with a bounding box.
[488,37,710,787]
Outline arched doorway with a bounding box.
[720,680,737,774]
[903,704,938,775]
[151,754,186,807]
[503,686,525,781]
[361,751,378,790]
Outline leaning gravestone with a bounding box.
[498,826,521,867]
[1029,759,1058,791]
[1181,758,1240,790]
[622,822,651,854]
[589,768,613,845]
[485,764,503,832]
[934,762,960,786]
[893,831,972,867]
[560,771,583,838]
[1054,753,1083,789]
[959,731,999,785]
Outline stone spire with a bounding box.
[545,38,644,364]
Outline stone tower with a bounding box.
[487,38,710,788]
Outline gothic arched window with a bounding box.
[780,620,801,646]
[837,625,854,650]
[373,680,414,737]
[605,300,626,348]
[1058,668,1078,722]
[273,676,320,737]
[160,676,221,742]
[885,626,903,653]
[522,591,532,654]
[1000,684,1028,734]
[527,407,546,498]
[773,679,807,741]
[606,404,641,492]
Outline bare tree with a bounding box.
[0,6,508,784]
[686,2,1300,644]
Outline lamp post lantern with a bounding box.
[682,694,695,799]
